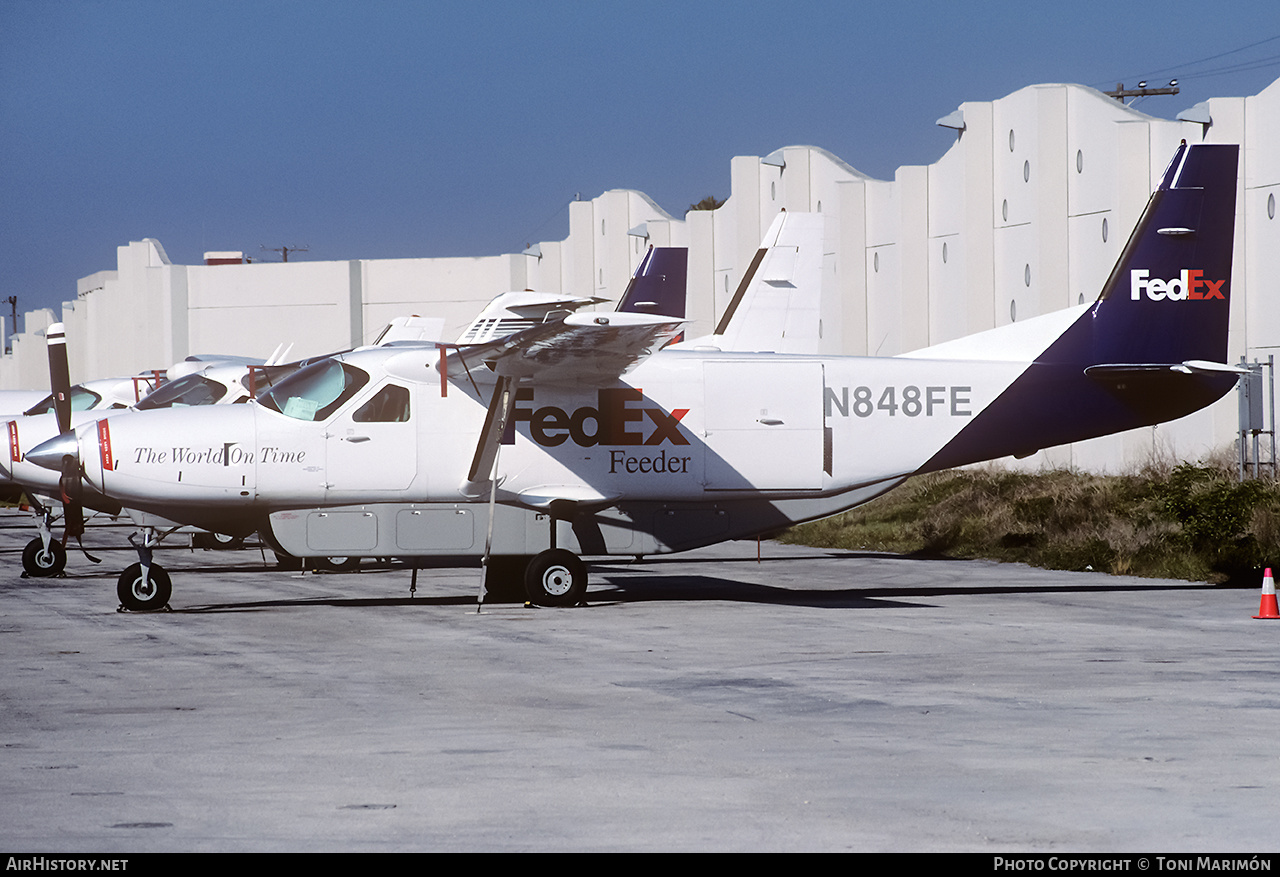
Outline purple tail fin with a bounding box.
[616,247,687,318]
[923,142,1240,472]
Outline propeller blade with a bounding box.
[45,325,88,546]
[46,323,72,435]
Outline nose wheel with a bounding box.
[22,537,67,578]
[116,562,172,612]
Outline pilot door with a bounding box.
[324,381,418,494]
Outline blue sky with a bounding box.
[2,0,1278,319]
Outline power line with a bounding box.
[1094,33,1280,89]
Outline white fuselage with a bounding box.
[64,347,1027,529]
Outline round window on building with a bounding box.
[942,241,948,263]
[1076,149,1084,174]
[1023,160,1030,182]
[1102,217,1109,242]
[771,181,776,200]
[1010,300,1017,322]
[1024,264,1031,287]
[1270,192,1276,220]
[1079,293,1085,305]
[1002,199,1009,222]
[1009,129,1015,152]
[874,251,880,273]
[816,200,822,213]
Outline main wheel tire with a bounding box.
[116,563,172,612]
[22,538,66,577]
[524,549,587,607]
[318,556,360,572]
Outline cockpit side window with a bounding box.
[135,374,227,410]
[258,359,370,422]
[23,386,102,416]
[352,384,411,423]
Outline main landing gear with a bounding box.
[484,548,589,607]
[524,549,587,607]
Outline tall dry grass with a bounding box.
[781,457,1280,584]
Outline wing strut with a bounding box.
[473,375,516,611]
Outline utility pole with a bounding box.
[260,245,310,263]
[1105,80,1179,104]
[4,296,15,355]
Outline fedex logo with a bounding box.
[1130,269,1225,301]
[509,388,690,448]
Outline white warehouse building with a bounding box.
[3,78,1278,472]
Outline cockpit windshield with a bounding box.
[257,359,369,421]
[135,374,228,410]
[23,386,102,416]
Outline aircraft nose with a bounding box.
[26,431,79,472]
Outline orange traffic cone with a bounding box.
[1253,568,1279,619]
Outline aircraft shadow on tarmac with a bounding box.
[7,544,1221,613]
[168,551,1218,613]
[589,572,1218,610]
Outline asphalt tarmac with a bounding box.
[1,510,1277,852]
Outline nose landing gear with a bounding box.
[117,528,171,612]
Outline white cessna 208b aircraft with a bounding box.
[29,142,1241,611]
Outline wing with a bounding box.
[451,311,684,498]
[443,311,683,386]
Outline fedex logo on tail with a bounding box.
[1130,269,1225,301]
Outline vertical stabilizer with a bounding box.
[684,211,826,353]
[616,247,688,318]
[1044,141,1238,368]
[921,142,1241,472]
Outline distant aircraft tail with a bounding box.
[616,246,688,318]
[921,141,1241,471]
[678,210,826,353]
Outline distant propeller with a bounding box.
[44,323,85,543]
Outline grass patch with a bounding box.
[780,461,1280,584]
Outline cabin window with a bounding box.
[352,384,411,423]
[258,359,370,422]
